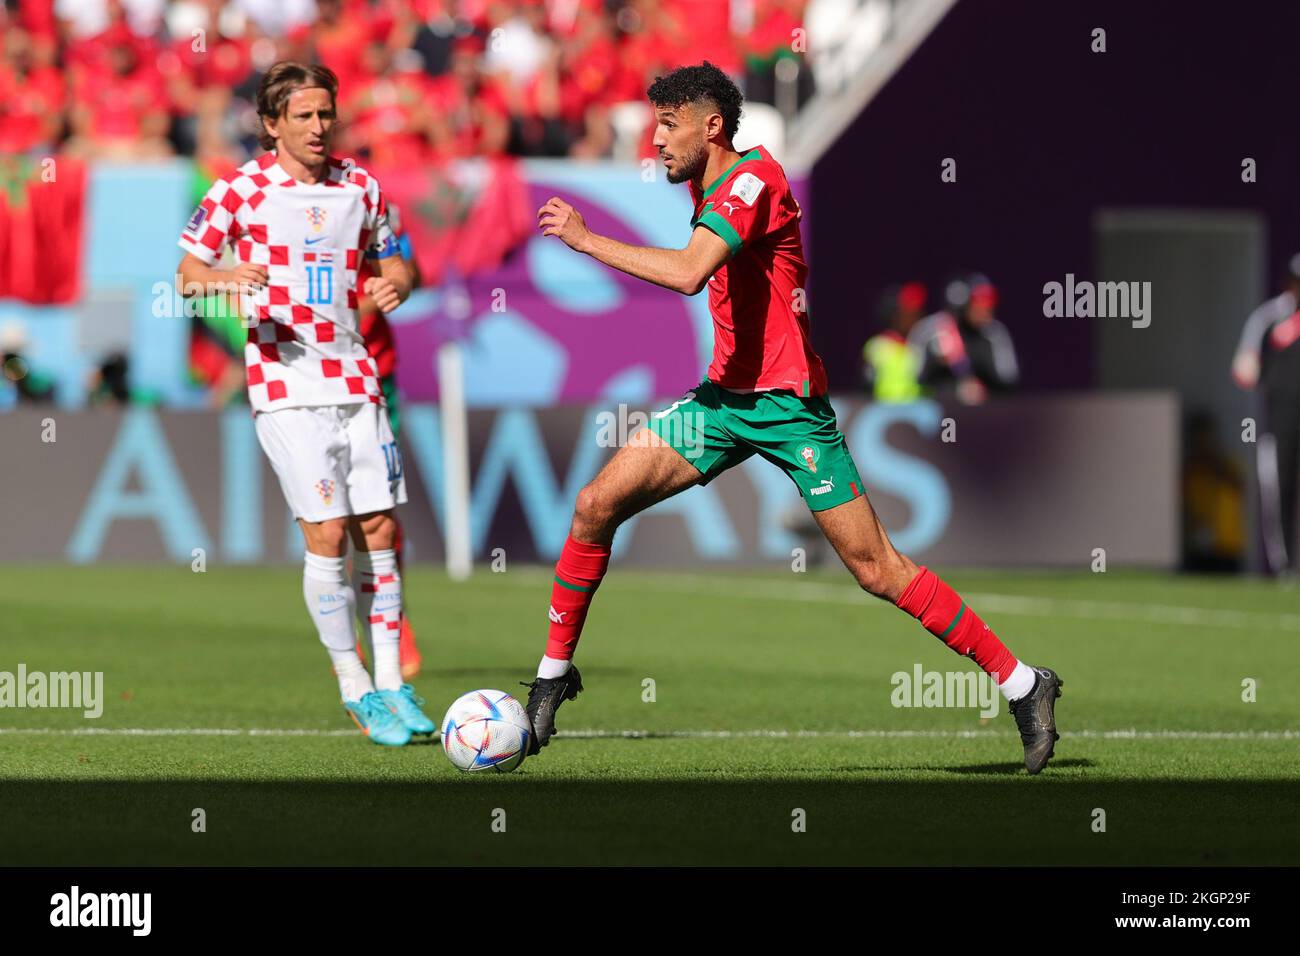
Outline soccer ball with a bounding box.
[441,689,533,773]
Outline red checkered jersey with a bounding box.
[689,146,827,397]
[178,152,399,413]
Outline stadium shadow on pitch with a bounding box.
[0,779,1296,866]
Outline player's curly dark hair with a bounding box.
[646,62,743,142]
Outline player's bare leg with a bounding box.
[524,428,703,753]
[813,494,1063,774]
[570,426,706,545]
[349,511,434,734]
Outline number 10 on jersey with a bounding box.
[304,264,334,305]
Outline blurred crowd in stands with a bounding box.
[0,0,814,165]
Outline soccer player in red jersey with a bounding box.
[527,63,1063,773]
[357,202,424,679]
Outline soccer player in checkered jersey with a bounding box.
[526,63,1064,773]
[176,62,435,746]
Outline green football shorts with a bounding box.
[380,374,401,438]
[645,379,866,512]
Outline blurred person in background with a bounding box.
[356,201,425,678]
[403,0,477,78]
[1232,254,1300,575]
[741,0,813,110]
[340,39,438,167]
[861,281,924,402]
[289,0,385,90]
[427,33,510,157]
[55,0,165,41]
[0,25,66,156]
[553,5,625,158]
[664,0,736,75]
[0,323,55,408]
[1182,410,1245,574]
[87,351,134,405]
[159,0,256,157]
[232,0,317,40]
[484,0,570,156]
[909,273,1017,405]
[62,21,172,159]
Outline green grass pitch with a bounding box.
[1,563,1298,866]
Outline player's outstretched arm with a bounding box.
[538,196,730,296]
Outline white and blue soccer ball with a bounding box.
[441,689,532,773]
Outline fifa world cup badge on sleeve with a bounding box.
[185,205,207,234]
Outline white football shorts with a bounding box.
[254,402,408,522]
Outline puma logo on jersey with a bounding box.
[548,606,568,624]
[720,201,737,216]
[809,477,836,496]
[653,391,697,419]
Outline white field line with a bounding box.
[498,570,1300,632]
[0,727,1298,741]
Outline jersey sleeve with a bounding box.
[695,166,790,255]
[362,176,400,260]
[178,177,241,265]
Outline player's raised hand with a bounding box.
[538,197,590,252]
[364,275,402,313]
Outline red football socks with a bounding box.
[544,535,612,661]
[896,566,1018,683]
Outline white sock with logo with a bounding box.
[303,551,373,702]
[537,655,572,679]
[354,549,403,692]
[999,661,1038,702]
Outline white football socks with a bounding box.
[999,661,1038,702]
[354,549,403,692]
[303,551,373,702]
[537,655,572,679]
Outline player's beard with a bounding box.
[664,141,707,185]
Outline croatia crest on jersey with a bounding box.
[306,205,327,232]
[315,478,335,505]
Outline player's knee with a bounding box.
[851,559,892,598]
[573,483,615,530]
[851,553,912,601]
[356,511,396,551]
[305,518,349,555]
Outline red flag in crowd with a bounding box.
[374,157,532,286]
[0,155,86,304]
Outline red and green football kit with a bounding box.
[540,147,1047,774]
[647,145,864,512]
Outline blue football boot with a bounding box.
[344,691,413,746]
[377,684,437,735]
